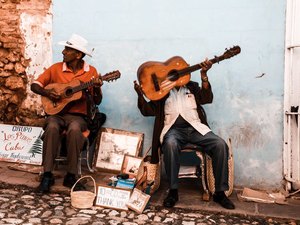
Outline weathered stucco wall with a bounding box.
[0,0,52,126]
[53,0,286,190]
[0,0,287,190]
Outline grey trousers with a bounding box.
[41,114,88,175]
[161,127,229,192]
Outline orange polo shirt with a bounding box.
[34,61,99,115]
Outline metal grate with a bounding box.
[284,111,300,190]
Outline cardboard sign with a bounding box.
[95,185,131,210]
[126,188,151,214]
[0,124,43,165]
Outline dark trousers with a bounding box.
[162,127,229,192]
[41,114,88,175]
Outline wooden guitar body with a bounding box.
[41,80,82,115]
[137,46,241,101]
[41,70,121,115]
[137,56,190,101]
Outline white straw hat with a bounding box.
[58,34,93,57]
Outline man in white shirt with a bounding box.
[134,58,235,210]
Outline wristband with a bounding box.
[201,76,209,82]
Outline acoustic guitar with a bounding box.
[41,70,121,115]
[137,46,241,101]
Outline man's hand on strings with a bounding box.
[160,79,176,91]
[45,89,61,101]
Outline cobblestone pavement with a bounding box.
[0,183,299,225]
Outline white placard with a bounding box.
[95,185,131,210]
[0,124,43,165]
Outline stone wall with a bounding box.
[0,0,52,126]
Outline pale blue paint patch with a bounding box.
[52,0,286,189]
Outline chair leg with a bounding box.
[78,155,82,177]
[195,151,211,201]
[86,146,94,173]
[77,138,94,176]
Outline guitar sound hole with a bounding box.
[65,88,73,97]
[168,70,179,81]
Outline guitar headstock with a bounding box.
[102,70,121,82]
[222,46,241,59]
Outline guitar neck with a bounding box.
[72,80,95,94]
[69,71,120,95]
[177,55,226,77]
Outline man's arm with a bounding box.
[200,58,212,90]
[93,84,103,105]
[134,80,156,116]
[30,83,61,101]
[91,73,104,105]
[193,58,214,104]
[93,87,102,105]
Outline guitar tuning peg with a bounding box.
[214,55,220,64]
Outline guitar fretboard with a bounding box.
[177,55,224,77]
[71,80,94,94]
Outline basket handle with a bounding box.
[142,147,152,160]
[70,175,96,194]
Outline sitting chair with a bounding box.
[55,129,94,176]
[179,138,234,201]
[179,145,211,201]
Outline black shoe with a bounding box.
[38,174,54,193]
[213,192,235,210]
[63,174,85,191]
[163,189,178,208]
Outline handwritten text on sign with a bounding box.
[0,124,43,165]
[95,185,131,210]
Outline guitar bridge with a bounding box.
[151,73,160,91]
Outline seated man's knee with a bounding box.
[44,122,60,134]
[68,121,83,133]
[215,138,229,157]
[163,136,180,153]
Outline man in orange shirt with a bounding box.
[31,34,105,193]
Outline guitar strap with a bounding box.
[84,90,97,121]
[84,90,106,143]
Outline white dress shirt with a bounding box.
[160,86,211,143]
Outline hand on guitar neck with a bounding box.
[91,76,103,89]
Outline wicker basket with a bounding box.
[143,160,161,194]
[137,147,161,194]
[71,176,96,209]
[206,138,234,196]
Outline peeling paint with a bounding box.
[20,9,52,116]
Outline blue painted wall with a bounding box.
[52,0,286,189]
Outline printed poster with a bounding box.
[0,124,43,165]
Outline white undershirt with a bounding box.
[160,86,211,143]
